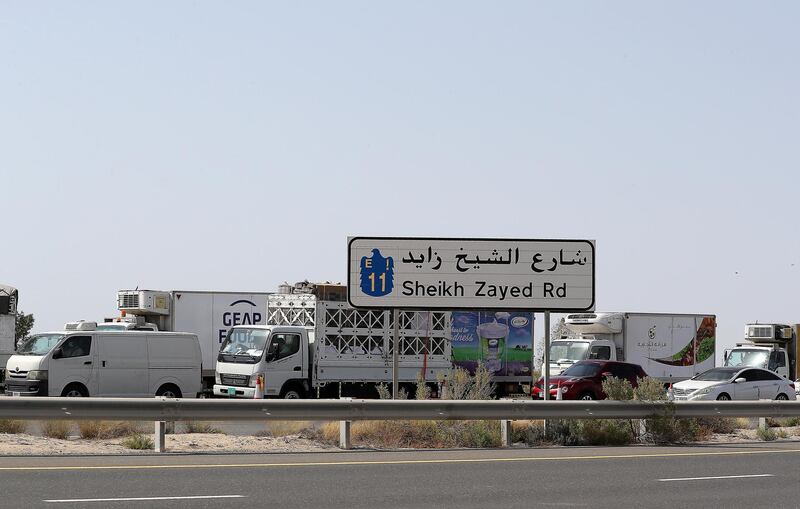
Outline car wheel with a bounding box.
[156,384,182,398]
[776,393,789,401]
[716,393,731,401]
[61,384,88,397]
[578,392,595,401]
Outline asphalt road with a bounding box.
[3,443,800,508]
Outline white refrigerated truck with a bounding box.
[723,323,799,380]
[214,281,453,398]
[116,289,271,390]
[549,312,717,383]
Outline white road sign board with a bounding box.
[348,237,595,310]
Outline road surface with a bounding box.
[3,442,800,508]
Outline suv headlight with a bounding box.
[215,373,221,384]
[27,370,48,381]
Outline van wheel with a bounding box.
[61,384,88,397]
[156,384,182,398]
[776,393,789,401]
[280,384,304,399]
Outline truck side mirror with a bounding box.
[52,347,63,359]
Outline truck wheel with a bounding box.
[280,384,304,399]
[716,393,731,401]
[61,384,88,397]
[776,393,789,401]
[156,384,182,398]
[578,392,594,401]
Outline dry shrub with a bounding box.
[696,417,737,435]
[79,421,145,439]
[41,421,72,440]
[734,418,753,429]
[182,421,224,434]
[767,417,800,428]
[0,420,26,434]
[438,364,494,400]
[317,420,500,448]
[257,421,313,437]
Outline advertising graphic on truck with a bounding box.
[451,311,533,380]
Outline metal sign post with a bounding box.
[543,311,550,401]
[393,308,399,399]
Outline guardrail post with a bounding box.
[758,417,767,430]
[154,421,166,453]
[500,420,511,448]
[339,420,351,450]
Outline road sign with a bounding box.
[348,237,594,310]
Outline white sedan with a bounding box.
[672,367,796,401]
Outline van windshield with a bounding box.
[16,334,64,355]
[219,328,269,363]
[725,349,768,369]
[550,341,590,363]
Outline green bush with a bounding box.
[757,426,777,441]
[122,434,154,450]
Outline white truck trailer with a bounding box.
[0,284,19,382]
[549,312,716,383]
[116,289,271,390]
[723,323,799,380]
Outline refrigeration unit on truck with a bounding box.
[213,281,535,398]
[0,284,19,383]
[723,323,799,380]
[549,312,716,384]
[116,289,270,389]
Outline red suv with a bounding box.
[532,360,648,400]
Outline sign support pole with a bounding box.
[393,308,399,399]
[543,311,550,401]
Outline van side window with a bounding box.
[61,336,91,358]
[270,334,300,361]
[589,346,611,360]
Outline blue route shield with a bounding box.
[360,249,394,297]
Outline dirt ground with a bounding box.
[0,432,334,455]
[0,427,799,455]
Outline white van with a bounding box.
[4,325,202,398]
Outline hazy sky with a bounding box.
[1,2,798,358]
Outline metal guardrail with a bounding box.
[2,398,797,451]
[2,397,799,420]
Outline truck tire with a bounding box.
[716,393,731,401]
[61,384,88,397]
[280,384,304,399]
[156,384,182,398]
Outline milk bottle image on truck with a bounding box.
[478,313,510,373]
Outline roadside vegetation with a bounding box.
[0,420,27,434]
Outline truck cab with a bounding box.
[213,325,311,399]
[724,323,797,380]
[549,313,622,376]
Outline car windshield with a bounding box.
[725,349,768,369]
[561,363,602,377]
[550,342,590,363]
[219,328,269,358]
[693,368,740,381]
[16,334,64,355]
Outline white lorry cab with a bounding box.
[4,322,202,398]
[213,325,310,399]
